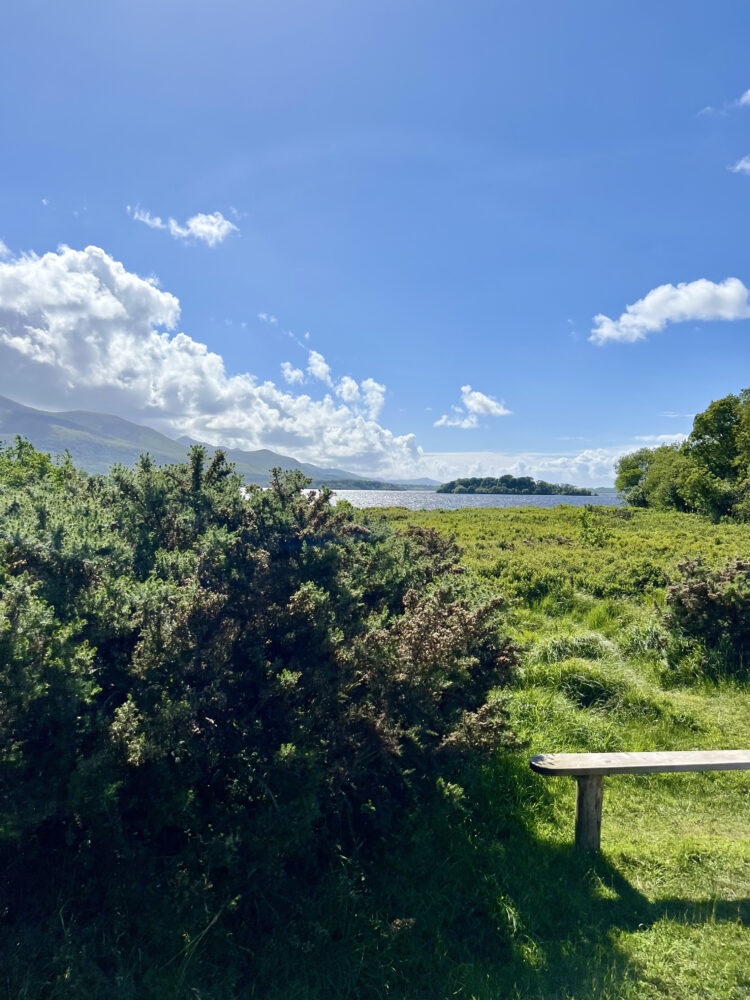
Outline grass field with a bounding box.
[306,503,748,1000]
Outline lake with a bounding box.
[329,490,623,510]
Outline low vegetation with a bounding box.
[1,442,748,999]
[437,475,592,495]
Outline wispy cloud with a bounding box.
[590,277,750,344]
[434,409,479,430]
[634,433,688,444]
[0,239,10,260]
[729,156,750,175]
[128,206,239,247]
[697,88,750,116]
[258,311,310,349]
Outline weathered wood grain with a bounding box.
[575,775,603,852]
[530,749,750,777]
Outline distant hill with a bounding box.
[0,395,390,487]
[591,486,619,496]
[387,477,444,488]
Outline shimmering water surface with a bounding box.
[329,490,623,510]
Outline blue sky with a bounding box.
[1,0,750,483]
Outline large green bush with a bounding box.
[0,440,516,955]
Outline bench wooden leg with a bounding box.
[575,775,603,852]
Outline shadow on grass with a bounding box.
[3,755,745,1000]
[260,755,747,1000]
[488,822,747,1000]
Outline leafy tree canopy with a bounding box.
[616,389,750,521]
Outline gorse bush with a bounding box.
[665,557,750,675]
[0,440,517,968]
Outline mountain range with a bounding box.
[0,395,427,488]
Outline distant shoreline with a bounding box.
[328,490,623,511]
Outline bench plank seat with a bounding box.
[530,749,750,778]
[529,749,750,851]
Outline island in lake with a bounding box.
[436,475,593,496]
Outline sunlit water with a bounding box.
[328,490,623,510]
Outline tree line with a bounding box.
[616,388,750,521]
[437,475,593,495]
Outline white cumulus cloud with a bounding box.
[460,384,511,416]
[280,361,304,384]
[335,375,360,403]
[307,350,332,386]
[0,244,419,478]
[128,206,238,247]
[361,378,385,420]
[435,384,510,428]
[590,277,750,344]
[737,89,750,107]
[0,243,687,488]
[333,375,384,419]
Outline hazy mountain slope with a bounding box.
[388,477,443,487]
[0,396,366,485]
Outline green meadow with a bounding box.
[314,503,748,1000]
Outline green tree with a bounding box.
[686,393,741,481]
[617,389,750,520]
[615,447,655,503]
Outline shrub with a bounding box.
[664,557,750,675]
[577,507,612,547]
[0,443,517,957]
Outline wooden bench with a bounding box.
[529,750,750,851]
